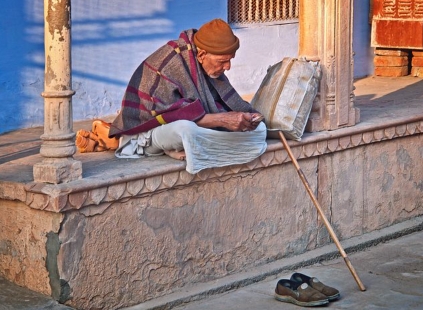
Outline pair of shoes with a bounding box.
[274,279,329,307]
[274,272,340,307]
[290,272,340,301]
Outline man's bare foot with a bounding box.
[164,150,186,160]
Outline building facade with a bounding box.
[0,0,373,135]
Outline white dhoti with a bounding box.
[115,120,267,174]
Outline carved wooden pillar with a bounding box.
[299,0,360,132]
[33,0,82,184]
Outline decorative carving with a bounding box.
[12,120,422,213]
[326,54,336,98]
[300,0,358,132]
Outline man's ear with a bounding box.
[197,49,207,63]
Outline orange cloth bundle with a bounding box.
[75,120,119,153]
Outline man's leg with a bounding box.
[144,120,195,160]
[146,120,267,174]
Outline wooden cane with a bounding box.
[278,131,366,291]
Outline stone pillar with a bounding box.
[33,0,82,184]
[300,0,360,132]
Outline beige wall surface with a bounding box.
[0,201,63,295]
[319,135,423,241]
[57,159,319,309]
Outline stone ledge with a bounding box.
[1,115,422,213]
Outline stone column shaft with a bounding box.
[299,0,360,132]
[33,0,82,184]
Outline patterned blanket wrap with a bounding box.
[109,29,255,138]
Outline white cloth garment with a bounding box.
[115,129,162,158]
[115,120,267,174]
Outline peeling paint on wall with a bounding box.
[45,55,56,85]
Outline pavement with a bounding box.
[0,277,73,310]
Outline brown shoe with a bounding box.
[274,279,329,307]
[290,272,340,301]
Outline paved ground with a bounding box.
[0,277,73,310]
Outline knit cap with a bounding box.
[193,19,240,55]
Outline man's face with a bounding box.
[197,50,235,78]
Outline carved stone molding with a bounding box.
[299,0,359,133]
[13,120,422,213]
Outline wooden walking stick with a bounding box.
[278,131,366,291]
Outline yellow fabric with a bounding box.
[156,115,167,125]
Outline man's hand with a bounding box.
[250,113,264,126]
[196,112,264,132]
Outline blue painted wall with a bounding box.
[353,0,374,78]
[0,0,372,135]
[0,0,228,134]
[1,1,44,134]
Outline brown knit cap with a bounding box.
[193,19,240,55]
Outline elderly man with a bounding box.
[109,18,267,174]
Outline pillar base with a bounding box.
[33,158,82,184]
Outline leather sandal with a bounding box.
[290,272,340,301]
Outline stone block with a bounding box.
[374,66,409,77]
[33,158,82,184]
[319,135,423,239]
[362,135,423,230]
[412,50,423,57]
[411,56,423,67]
[374,55,408,67]
[57,160,322,310]
[374,48,408,56]
[411,67,423,77]
[3,126,423,310]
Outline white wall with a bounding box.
[228,23,299,97]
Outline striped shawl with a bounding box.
[109,29,255,137]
